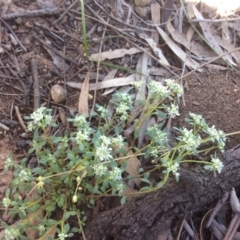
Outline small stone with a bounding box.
[97,26,103,32]
[134,0,151,7]
[15,18,22,24]
[50,85,67,103]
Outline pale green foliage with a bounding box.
[2,79,226,238]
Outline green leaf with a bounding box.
[64,211,76,220]
[120,196,126,205]
[64,223,70,233]
[140,178,151,185]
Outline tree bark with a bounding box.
[84,145,240,239]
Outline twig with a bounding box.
[0,122,9,131]
[90,18,109,119]
[0,18,27,52]
[190,17,240,23]
[80,8,181,79]
[182,47,240,79]
[32,31,80,66]
[14,106,27,132]
[1,8,59,20]
[31,59,41,110]
[52,0,78,25]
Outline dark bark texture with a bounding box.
[84,145,240,239]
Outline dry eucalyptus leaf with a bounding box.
[90,47,143,61]
[66,74,135,90]
[124,147,141,187]
[50,85,67,103]
[78,71,90,117]
[156,25,201,71]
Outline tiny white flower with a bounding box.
[27,121,34,131]
[150,148,159,158]
[44,114,52,125]
[116,181,125,193]
[58,233,68,240]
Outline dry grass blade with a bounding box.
[78,70,90,117]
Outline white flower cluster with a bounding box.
[166,103,179,118]
[205,125,226,146]
[178,128,202,152]
[189,113,226,152]
[27,107,52,131]
[92,164,107,176]
[58,233,68,240]
[162,160,180,179]
[148,81,170,97]
[165,79,183,97]
[18,168,32,182]
[2,197,11,208]
[96,144,113,162]
[74,115,88,128]
[109,167,122,180]
[5,228,20,240]
[96,104,109,118]
[147,125,168,145]
[189,112,208,129]
[204,155,224,174]
[115,181,125,193]
[96,135,124,162]
[75,129,91,144]
[4,157,14,171]
[114,92,132,121]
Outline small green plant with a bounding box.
[2,79,226,239]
